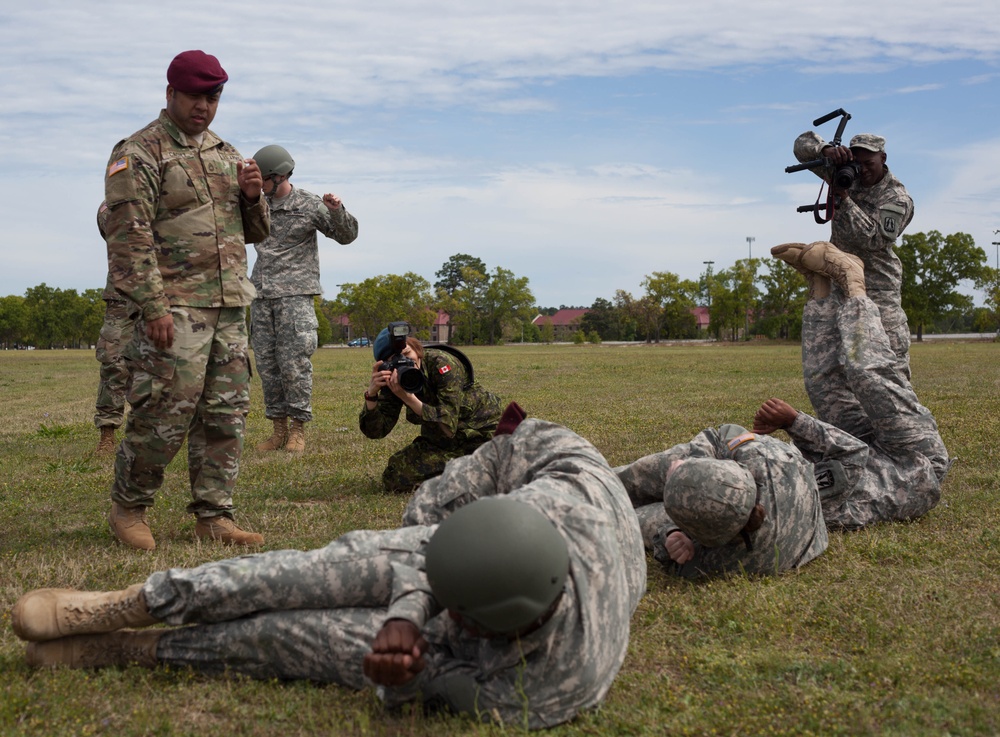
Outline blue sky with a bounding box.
[2,0,998,308]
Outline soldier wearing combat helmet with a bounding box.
[101,50,269,549]
[14,414,646,729]
[249,144,359,454]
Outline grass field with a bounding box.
[0,340,997,736]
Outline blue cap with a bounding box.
[373,328,392,362]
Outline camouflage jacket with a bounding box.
[103,110,270,321]
[794,131,914,308]
[359,348,503,448]
[617,424,829,578]
[387,418,646,729]
[251,185,358,298]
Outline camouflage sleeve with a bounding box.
[359,392,404,439]
[793,131,834,184]
[240,193,271,245]
[614,427,723,521]
[384,557,440,631]
[314,200,359,245]
[103,141,170,321]
[785,411,869,493]
[419,357,468,439]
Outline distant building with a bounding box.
[691,306,710,331]
[430,310,452,343]
[532,309,588,341]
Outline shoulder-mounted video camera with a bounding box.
[785,108,858,222]
[379,321,425,393]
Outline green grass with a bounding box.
[0,341,997,736]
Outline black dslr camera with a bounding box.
[379,321,425,393]
[785,108,858,221]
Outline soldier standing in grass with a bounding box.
[101,50,269,550]
[14,412,646,730]
[793,131,914,378]
[249,144,359,454]
[93,202,141,455]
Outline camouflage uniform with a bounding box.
[250,185,358,422]
[788,295,950,529]
[794,131,914,378]
[103,110,269,517]
[137,419,645,729]
[360,348,504,492]
[617,424,829,578]
[93,274,141,430]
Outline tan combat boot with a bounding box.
[799,241,866,298]
[285,419,306,453]
[195,516,264,546]
[771,242,831,301]
[96,427,116,454]
[108,502,156,551]
[26,630,162,669]
[256,417,288,451]
[12,584,158,642]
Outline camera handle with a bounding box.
[786,108,852,222]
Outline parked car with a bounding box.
[348,337,370,347]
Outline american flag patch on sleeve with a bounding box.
[727,432,756,451]
[438,364,451,375]
[107,156,129,177]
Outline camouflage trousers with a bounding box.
[383,434,492,493]
[144,525,430,688]
[870,293,912,383]
[112,306,250,517]
[803,296,949,527]
[93,299,140,428]
[250,295,318,423]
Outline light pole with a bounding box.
[702,260,715,307]
[993,229,999,271]
[745,237,755,340]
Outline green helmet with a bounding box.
[663,457,756,547]
[426,497,569,634]
[253,144,295,177]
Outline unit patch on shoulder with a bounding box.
[107,156,129,178]
[438,364,451,375]
[727,432,757,452]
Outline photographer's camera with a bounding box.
[379,321,425,394]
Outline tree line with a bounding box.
[3,232,997,350]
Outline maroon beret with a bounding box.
[166,50,228,94]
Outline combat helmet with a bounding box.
[426,497,569,634]
[663,457,757,547]
[253,145,295,178]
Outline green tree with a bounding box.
[898,231,987,340]
[612,290,639,341]
[580,297,618,340]
[642,271,699,340]
[445,267,490,344]
[314,296,332,346]
[538,317,555,344]
[331,273,435,342]
[709,267,747,342]
[757,260,807,340]
[481,267,535,345]
[434,254,489,296]
[974,266,1000,333]
[0,295,28,348]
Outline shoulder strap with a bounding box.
[423,344,475,388]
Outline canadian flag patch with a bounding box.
[438,364,451,375]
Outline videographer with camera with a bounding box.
[791,129,914,378]
[360,322,504,493]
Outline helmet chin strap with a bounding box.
[264,174,288,203]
